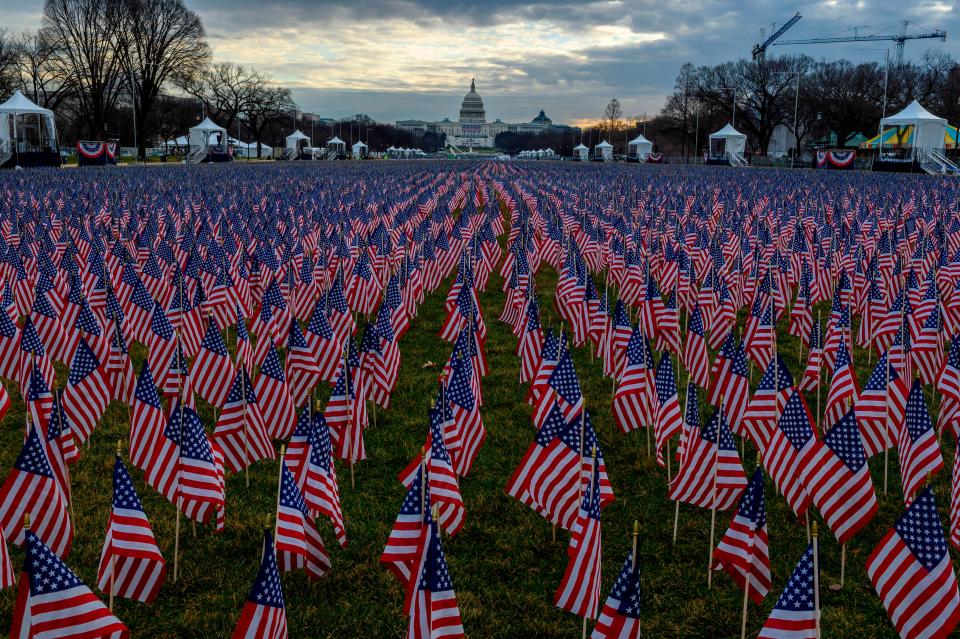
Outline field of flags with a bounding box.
[0,161,958,637]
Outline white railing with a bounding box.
[923,149,958,175]
[325,149,338,161]
[185,146,207,164]
[728,152,749,167]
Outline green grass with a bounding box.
[0,201,941,638]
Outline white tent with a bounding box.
[190,117,227,154]
[708,123,747,160]
[880,100,948,155]
[594,140,613,161]
[627,134,653,161]
[352,140,368,158]
[0,90,58,158]
[573,143,588,161]
[285,130,311,152]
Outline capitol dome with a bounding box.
[458,78,486,123]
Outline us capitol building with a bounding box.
[396,79,577,148]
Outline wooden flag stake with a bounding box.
[631,520,639,573]
[707,398,722,589]
[813,521,821,639]
[110,439,122,611]
[273,444,286,544]
[238,355,251,488]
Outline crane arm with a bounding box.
[752,12,802,59]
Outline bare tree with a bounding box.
[183,62,263,134]
[242,84,296,157]
[43,0,126,138]
[11,29,77,112]
[114,0,209,158]
[602,98,623,138]
[0,31,19,98]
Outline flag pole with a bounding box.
[708,397,722,588]
[883,341,891,495]
[110,439,121,611]
[672,371,693,546]
[173,353,186,582]
[238,354,250,488]
[56,389,76,534]
[813,521,821,639]
[273,444,286,544]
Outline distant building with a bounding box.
[396,79,578,148]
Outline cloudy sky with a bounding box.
[4,0,957,125]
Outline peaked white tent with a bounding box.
[594,140,613,161]
[627,134,653,161]
[880,100,948,155]
[326,136,346,157]
[709,123,747,161]
[189,117,227,150]
[0,90,58,163]
[352,140,368,158]
[573,143,588,161]
[285,129,311,157]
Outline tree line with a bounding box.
[647,51,959,157]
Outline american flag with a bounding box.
[555,454,602,619]
[653,353,683,467]
[193,317,236,409]
[0,307,20,380]
[285,317,323,408]
[802,407,877,543]
[709,331,750,434]
[232,531,288,639]
[129,360,166,473]
[405,509,465,639]
[712,467,771,604]
[12,530,128,639]
[518,296,544,384]
[26,360,53,442]
[167,401,225,526]
[255,339,297,440]
[275,459,331,580]
[147,301,177,392]
[682,303,710,389]
[612,326,655,433]
[18,317,54,400]
[287,407,346,547]
[62,337,111,444]
[399,403,465,537]
[303,295,342,384]
[445,352,485,476]
[938,336,960,441]
[756,543,818,639]
[96,455,166,602]
[326,357,367,463]
[740,354,794,449]
[763,391,814,519]
[590,550,641,639]
[823,337,859,430]
[898,379,944,506]
[669,406,746,512]
[213,367,274,474]
[855,351,908,458]
[0,422,72,558]
[798,319,823,393]
[381,465,430,585]
[867,487,960,639]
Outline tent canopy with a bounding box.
[286,130,310,148]
[628,134,653,160]
[327,136,345,146]
[573,143,588,151]
[628,134,651,146]
[709,123,747,157]
[189,117,226,149]
[879,100,947,151]
[595,140,613,148]
[0,91,53,116]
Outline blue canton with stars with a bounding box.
[14,425,54,478]
[245,532,285,609]
[606,551,642,618]
[895,487,947,571]
[68,338,100,386]
[112,457,146,513]
[824,408,867,473]
[24,531,84,596]
[771,544,816,612]
[135,362,162,409]
[904,379,933,443]
[778,392,814,450]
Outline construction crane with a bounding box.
[752,12,802,61]
[771,21,946,64]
